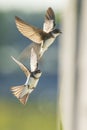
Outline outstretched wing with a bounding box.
[11,56,30,77]
[43,7,56,33]
[15,16,46,44]
[18,43,41,61]
[30,48,38,72]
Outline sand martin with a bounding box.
[11,48,42,105]
[15,7,62,60]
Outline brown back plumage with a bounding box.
[15,16,47,44]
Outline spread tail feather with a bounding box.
[11,85,29,105]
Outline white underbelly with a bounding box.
[40,38,55,56]
[29,77,39,89]
[44,38,55,49]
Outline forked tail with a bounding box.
[11,85,29,105]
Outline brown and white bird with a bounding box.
[11,48,42,105]
[15,7,62,60]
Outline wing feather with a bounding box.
[15,16,45,44]
[30,48,38,72]
[18,43,41,61]
[43,7,55,33]
[11,56,30,77]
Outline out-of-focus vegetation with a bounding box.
[0,100,56,130]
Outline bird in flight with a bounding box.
[11,48,42,105]
[15,7,62,60]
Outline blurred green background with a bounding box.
[0,8,61,130]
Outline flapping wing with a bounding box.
[15,16,45,44]
[43,7,55,33]
[30,48,38,72]
[18,43,41,61]
[11,56,30,77]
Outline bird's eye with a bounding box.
[37,70,41,73]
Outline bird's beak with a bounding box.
[59,31,62,34]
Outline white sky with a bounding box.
[0,0,69,12]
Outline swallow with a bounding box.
[15,7,62,60]
[11,48,42,105]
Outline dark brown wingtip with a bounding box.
[47,7,55,15]
[15,16,20,20]
[15,16,20,25]
[47,7,53,11]
[46,7,55,22]
[15,16,22,23]
[15,16,19,21]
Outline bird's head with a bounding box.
[52,29,62,37]
[33,69,42,79]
